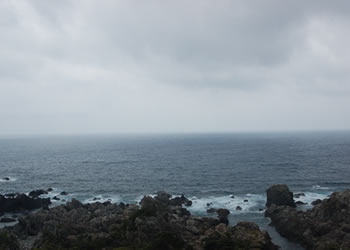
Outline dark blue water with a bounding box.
[1,132,350,249]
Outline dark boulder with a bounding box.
[236,206,242,211]
[47,188,53,192]
[28,189,48,198]
[311,199,322,206]
[207,208,216,213]
[2,177,10,181]
[169,194,192,207]
[266,189,350,249]
[294,192,305,198]
[52,196,60,201]
[216,208,230,225]
[295,201,307,205]
[266,184,295,208]
[60,191,68,196]
[0,193,51,213]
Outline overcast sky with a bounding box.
[0,0,349,134]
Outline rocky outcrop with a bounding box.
[266,187,350,249]
[0,191,278,250]
[0,194,51,214]
[28,189,48,198]
[266,184,295,208]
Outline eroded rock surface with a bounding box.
[266,187,350,250]
[1,192,278,250]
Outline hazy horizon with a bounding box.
[1,1,350,134]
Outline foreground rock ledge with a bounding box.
[0,192,278,250]
[266,187,350,250]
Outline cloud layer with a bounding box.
[1,0,350,134]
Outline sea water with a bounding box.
[1,132,350,249]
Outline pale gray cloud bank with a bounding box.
[0,0,349,134]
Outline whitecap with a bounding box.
[0,177,17,182]
[84,194,121,204]
[312,185,330,190]
[186,194,266,215]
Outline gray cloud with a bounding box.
[0,0,350,134]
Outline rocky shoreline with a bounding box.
[0,190,278,250]
[0,185,349,249]
[265,185,350,250]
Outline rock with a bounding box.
[155,191,171,203]
[28,189,48,198]
[207,208,216,213]
[216,208,230,225]
[0,193,51,213]
[294,192,305,198]
[295,201,307,205]
[2,177,10,181]
[236,206,242,211]
[230,195,235,199]
[266,184,295,208]
[244,199,248,202]
[169,194,192,207]
[0,217,16,223]
[311,199,322,206]
[259,208,264,211]
[52,196,60,201]
[206,202,212,207]
[60,191,68,196]
[47,188,53,192]
[265,189,350,249]
[0,190,278,250]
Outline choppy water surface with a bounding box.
[1,132,350,249]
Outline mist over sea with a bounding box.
[1,132,350,248]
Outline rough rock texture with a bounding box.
[266,184,295,208]
[0,194,51,214]
[0,192,278,250]
[266,188,350,250]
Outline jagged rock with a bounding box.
[296,201,307,205]
[266,189,350,249]
[169,194,192,207]
[311,199,322,206]
[60,191,68,196]
[216,208,230,225]
[0,191,278,250]
[266,184,295,207]
[236,206,242,211]
[47,188,53,192]
[294,192,305,198]
[244,199,248,202]
[52,196,60,201]
[28,190,48,198]
[207,208,216,213]
[0,193,51,213]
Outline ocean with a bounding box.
[1,132,350,249]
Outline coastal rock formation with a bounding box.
[266,187,350,249]
[266,184,295,208]
[0,191,278,250]
[0,194,51,214]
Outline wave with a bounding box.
[312,185,330,190]
[84,194,122,204]
[186,194,266,215]
[81,160,135,165]
[294,192,330,205]
[0,177,17,182]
